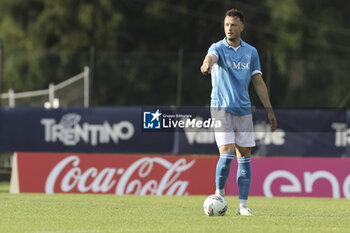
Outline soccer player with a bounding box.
[200,8,277,216]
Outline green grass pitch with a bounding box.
[0,182,349,233]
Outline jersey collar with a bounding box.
[223,38,245,50]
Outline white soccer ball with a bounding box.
[203,194,228,216]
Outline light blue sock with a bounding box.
[215,153,235,190]
[237,156,252,200]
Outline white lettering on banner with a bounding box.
[331,123,350,147]
[263,170,301,197]
[184,131,215,145]
[41,113,134,146]
[343,175,350,198]
[263,169,350,198]
[254,123,285,145]
[183,121,286,145]
[304,171,340,198]
[45,156,196,195]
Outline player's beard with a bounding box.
[227,35,240,45]
[228,37,235,42]
[226,31,239,42]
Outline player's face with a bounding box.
[224,16,244,42]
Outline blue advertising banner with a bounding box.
[252,109,348,156]
[0,107,174,153]
[174,108,349,156]
[0,107,349,156]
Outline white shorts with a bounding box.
[211,109,255,148]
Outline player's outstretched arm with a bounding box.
[200,54,218,75]
[252,74,277,131]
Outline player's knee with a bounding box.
[235,146,251,157]
[219,144,235,153]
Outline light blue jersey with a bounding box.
[207,38,262,115]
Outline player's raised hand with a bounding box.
[200,62,212,75]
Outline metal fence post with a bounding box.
[9,89,14,107]
[49,83,55,105]
[84,66,90,107]
[89,47,95,106]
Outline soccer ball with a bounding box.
[203,195,228,216]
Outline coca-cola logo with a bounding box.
[45,156,196,195]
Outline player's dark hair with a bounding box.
[225,9,244,23]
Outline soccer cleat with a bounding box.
[237,207,254,216]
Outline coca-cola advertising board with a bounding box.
[10,152,216,195]
[10,153,350,198]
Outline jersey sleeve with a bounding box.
[207,43,219,60]
[251,48,262,76]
